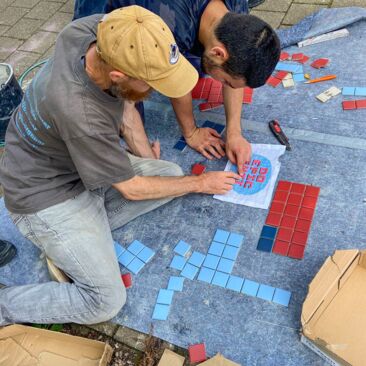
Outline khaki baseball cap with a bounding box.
[97,6,198,98]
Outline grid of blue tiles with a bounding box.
[114,240,155,275]
[342,87,366,96]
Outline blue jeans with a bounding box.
[0,154,183,325]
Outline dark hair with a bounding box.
[214,13,280,88]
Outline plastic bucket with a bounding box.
[0,63,23,143]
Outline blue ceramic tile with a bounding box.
[272,288,292,307]
[242,280,260,297]
[260,225,277,239]
[275,62,302,73]
[202,120,216,129]
[213,123,225,134]
[293,73,305,82]
[202,254,220,270]
[226,276,245,292]
[217,258,234,274]
[355,87,366,96]
[342,87,355,96]
[188,251,206,267]
[127,240,145,255]
[157,289,174,305]
[213,229,230,243]
[257,284,276,302]
[173,140,187,151]
[227,232,244,247]
[208,241,225,256]
[211,271,229,288]
[137,246,155,263]
[174,240,191,256]
[152,303,170,320]
[127,257,145,274]
[179,135,186,142]
[257,238,274,252]
[114,242,125,259]
[167,276,185,292]
[180,263,199,280]
[222,245,239,260]
[170,255,187,271]
[197,267,215,284]
[119,250,135,267]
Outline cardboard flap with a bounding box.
[0,338,38,366]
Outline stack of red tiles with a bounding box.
[265,180,320,259]
[310,58,329,69]
[291,53,310,64]
[266,71,289,88]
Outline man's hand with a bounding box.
[198,171,241,195]
[185,127,226,160]
[226,134,252,175]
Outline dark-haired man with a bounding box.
[74,0,281,175]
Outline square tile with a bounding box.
[202,254,220,270]
[299,207,314,221]
[213,229,230,243]
[302,196,318,209]
[180,263,199,280]
[227,232,244,247]
[202,120,216,129]
[267,76,282,87]
[277,181,291,191]
[272,240,290,256]
[295,219,311,232]
[288,244,305,259]
[305,186,320,197]
[222,245,240,260]
[211,271,229,288]
[242,280,260,297]
[114,241,125,259]
[174,240,191,256]
[355,87,366,96]
[173,140,187,151]
[342,87,355,96]
[257,284,275,301]
[121,273,132,289]
[197,267,215,284]
[188,343,207,364]
[157,289,174,305]
[260,225,277,239]
[213,123,225,135]
[290,183,306,194]
[265,212,282,226]
[292,231,309,245]
[127,240,145,255]
[137,246,155,263]
[356,99,366,109]
[170,255,187,271]
[188,251,206,267]
[284,204,300,217]
[276,228,293,242]
[226,275,244,292]
[167,276,185,292]
[342,100,356,110]
[293,73,305,82]
[208,241,225,256]
[270,201,285,213]
[127,257,145,274]
[191,163,206,175]
[280,215,296,229]
[217,258,235,273]
[152,303,170,320]
[273,190,288,202]
[273,288,292,307]
[119,250,135,267]
[287,193,303,206]
[257,238,274,252]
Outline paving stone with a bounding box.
[0,25,10,36]
[41,11,72,33]
[332,0,366,6]
[249,10,285,29]
[59,0,74,13]
[24,1,62,20]
[18,30,57,54]
[13,0,41,8]
[87,322,119,338]
[5,18,44,39]
[0,7,29,26]
[0,37,23,59]
[293,0,331,3]
[5,50,40,77]
[283,3,327,25]
[0,0,15,12]
[254,0,292,12]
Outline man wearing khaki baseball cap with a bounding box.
[0,6,240,325]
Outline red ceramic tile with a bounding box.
[274,71,288,80]
[302,196,318,209]
[288,244,305,259]
[280,215,296,229]
[284,204,300,217]
[272,240,290,256]
[342,100,356,110]
[270,201,285,214]
[305,186,320,197]
[189,344,207,363]
[276,227,293,242]
[290,183,306,194]
[273,190,288,202]
[298,55,310,64]
[280,51,290,60]
[121,273,132,288]
[310,58,329,69]
[191,163,206,175]
[265,212,282,226]
[243,93,253,104]
[292,231,309,245]
[191,78,213,99]
[207,80,223,103]
[299,207,314,221]
[295,219,311,232]
[266,76,282,87]
[277,181,291,191]
[292,53,304,61]
[198,102,222,112]
[288,193,303,206]
[356,99,366,109]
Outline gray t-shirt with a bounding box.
[0,15,135,214]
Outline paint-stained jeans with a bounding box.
[0,154,183,325]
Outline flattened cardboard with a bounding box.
[198,353,241,366]
[0,324,113,366]
[158,349,185,366]
[301,249,366,366]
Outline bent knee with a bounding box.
[161,162,184,177]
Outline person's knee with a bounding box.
[161,162,184,178]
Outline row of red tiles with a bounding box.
[273,241,305,259]
[276,181,320,196]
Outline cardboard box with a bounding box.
[301,249,366,366]
[0,324,113,366]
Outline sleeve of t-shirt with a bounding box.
[65,133,135,190]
